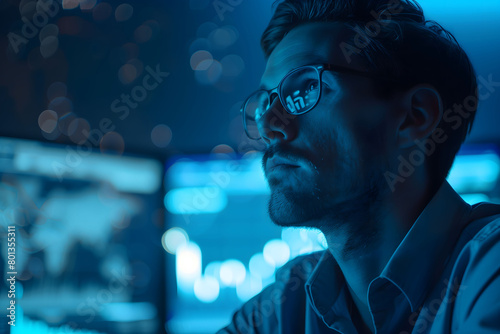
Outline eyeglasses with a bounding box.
[241,63,389,140]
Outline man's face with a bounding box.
[257,22,399,228]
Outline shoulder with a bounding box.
[470,216,500,243]
[249,250,326,305]
[217,251,326,334]
[460,202,500,247]
[446,204,500,300]
[275,250,325,286]
[448,207,500,330]
[453,210,500,301]
[464,214,500,271]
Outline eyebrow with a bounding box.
[259,62,344,90]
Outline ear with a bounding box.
[397,84,443,148]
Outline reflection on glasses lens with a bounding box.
[242,66,321,140]
[243,90,268,140]
[281,67,320,115]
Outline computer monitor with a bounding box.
[0,137,165,334]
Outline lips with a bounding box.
[266,155,300,173]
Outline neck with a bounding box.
[320,174,438,331]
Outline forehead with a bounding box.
[261,22,367,87]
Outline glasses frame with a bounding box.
[241,63,393,140]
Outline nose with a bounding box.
[256,92,298,145]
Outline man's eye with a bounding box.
[305,81,319,93]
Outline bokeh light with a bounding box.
[197,21,218,38]
[193,276,220,303]
[92,2,112,21]
[100,131,125,155]
[115,3,134,22]
[68,118,91,144]
[194,60,222,85]
[40,36,59,58]
[38,110,58,134]
[41,127,61,141]
[176,242,202,285]
[190,50,213,71]
[80,0,97,11]
[219,259,246,287]
[128,58,144,77]
[249,253,275,279]
[143,20,160,39]
[39,24,59,42]
[236,275,262,302]
[118,63,138,84]
[189,38,212,55]
[134,24,153,43]
[221,54,245,77]
[204,261,222,281]
[20,0,35,17]
[263,239,291,268]
[161,227,189,254]
[62,0,79,10]
[210,144,234,155]
[208,26,239,49]
[151,124,172,148]
[48,96,73,116]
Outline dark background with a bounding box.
[1,0,499,159]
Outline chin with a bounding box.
[267,188,326,228]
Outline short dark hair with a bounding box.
[261,0,478,187]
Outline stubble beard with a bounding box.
[267,167,388,259]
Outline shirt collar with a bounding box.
[305,249,358,333]
[305,180,472,330]
[377,180,471,311]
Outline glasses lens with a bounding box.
[281,66,320,115]
[243,90,268,140]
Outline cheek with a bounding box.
[300,100,363,166]
[320,119,383,179]
[301,90,390,172]
[338,95,394,159]
[354,110,395,162]
[355,123,387,154]
[307,118,360,177]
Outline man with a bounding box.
[218,0,500,333]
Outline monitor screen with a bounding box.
[0,137,165,334]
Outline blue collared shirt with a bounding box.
[218,181,500,333]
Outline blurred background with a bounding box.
[0,0,499,333]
